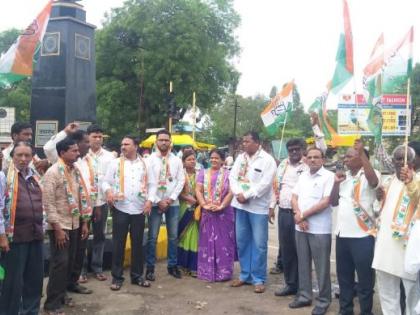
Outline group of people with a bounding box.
[0,121,419,315]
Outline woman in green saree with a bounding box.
[177,150,199,276]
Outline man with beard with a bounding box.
[146,130,185,280]
[104,136,152,290]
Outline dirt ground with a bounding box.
[42,215,383,315]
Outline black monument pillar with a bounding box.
[30,0,96,154]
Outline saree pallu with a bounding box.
[177,200,199,271]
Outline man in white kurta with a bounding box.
[372,146,420,315]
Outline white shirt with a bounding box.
[43,130,67,164]
[102,156,148,215]
[229,148,277,215]
[0,172,7,234]
[147,152,185,206]
[270,159,308,209]
[293,166,335,234]
[335,169,380,238]
[372,176,417,281]
[88,148,115,207]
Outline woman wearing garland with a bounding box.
[196,149,235,282]
[177,150,199,276]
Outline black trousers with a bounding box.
[44,229,79,311]
[278,208,298,290]
[69,220,88,287]
[0,240,44,315]
[336,235,375,315]
[111,208,145,284]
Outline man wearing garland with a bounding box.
[43,137,92,314]
[229,131,277,294]
[0,142,44,315]
[373,145,420,315]
[146,129,185,280]
[330,140,379,315]
[103,136,152,290]
[269,138,308,297]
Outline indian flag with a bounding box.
[363,33,385,144]
[0,0,53,88]
[329,0,354,94]
[260,81,294,135]
[382,26,414,93]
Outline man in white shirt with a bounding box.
[373,145,420,315]
[80,124,115,282]
[2,122,49,174]
[103,136,152,290]
[146,130,185,280]
[229,132,277,294]
[270,138,308,297]
[290,147,335,315]
[330,140,379,315]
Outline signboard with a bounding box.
[337,94,410,136]
[35,120,58,148]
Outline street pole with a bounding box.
[233,95,238,140]
[192,91,196,141]
[169,81,173,133]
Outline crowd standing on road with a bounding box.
[0,122,420,315]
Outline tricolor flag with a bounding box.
[329,0,354,94]
[382,26,414,93]
[0,0,53,88]
[260,81,294,135]
[363,33,385,144]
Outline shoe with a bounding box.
[67,283,93,294]
[168,266,182,279]
[145,268,155,281]
[289,299,312,309]
[311,305,328,315]
[269,266,284,274]
[274,286,297,296]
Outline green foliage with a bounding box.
[0,29,31,121]
[96,0,240,140]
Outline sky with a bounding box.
[1,0,419,109]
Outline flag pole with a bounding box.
[277,111,288,159]
[192,91,196,141]
[169,81,173,133]
[404,78,411,166]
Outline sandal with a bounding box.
[63,296,75,307]
[110,283,122,291]
[78,275,88,284]
[254,284,265,293]
[131,277,151,288]
[231,279,246,287]
[94,273,108,281]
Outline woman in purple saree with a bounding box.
[196,149,236,282]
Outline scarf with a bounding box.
[352,171,377,236]
[4,164,41,241]
[85,154,99,202]
[204,168,225,205]
[237,147,261,191]
[57,158,91,219]
[183,170,196,197]
[273,159,289,203]
[114,156,148,200]
[390,183,416,241]
[156,150,171,192]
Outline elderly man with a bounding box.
[270,138,308,297]
[229,131,277,294]
[373,145,420,315]
[330,140,379,315]
[0,142,44,315]
[290,147,335,315]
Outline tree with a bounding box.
[0,29,31,121]
[96,0,240,140]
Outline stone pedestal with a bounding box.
[30,0,96,153]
